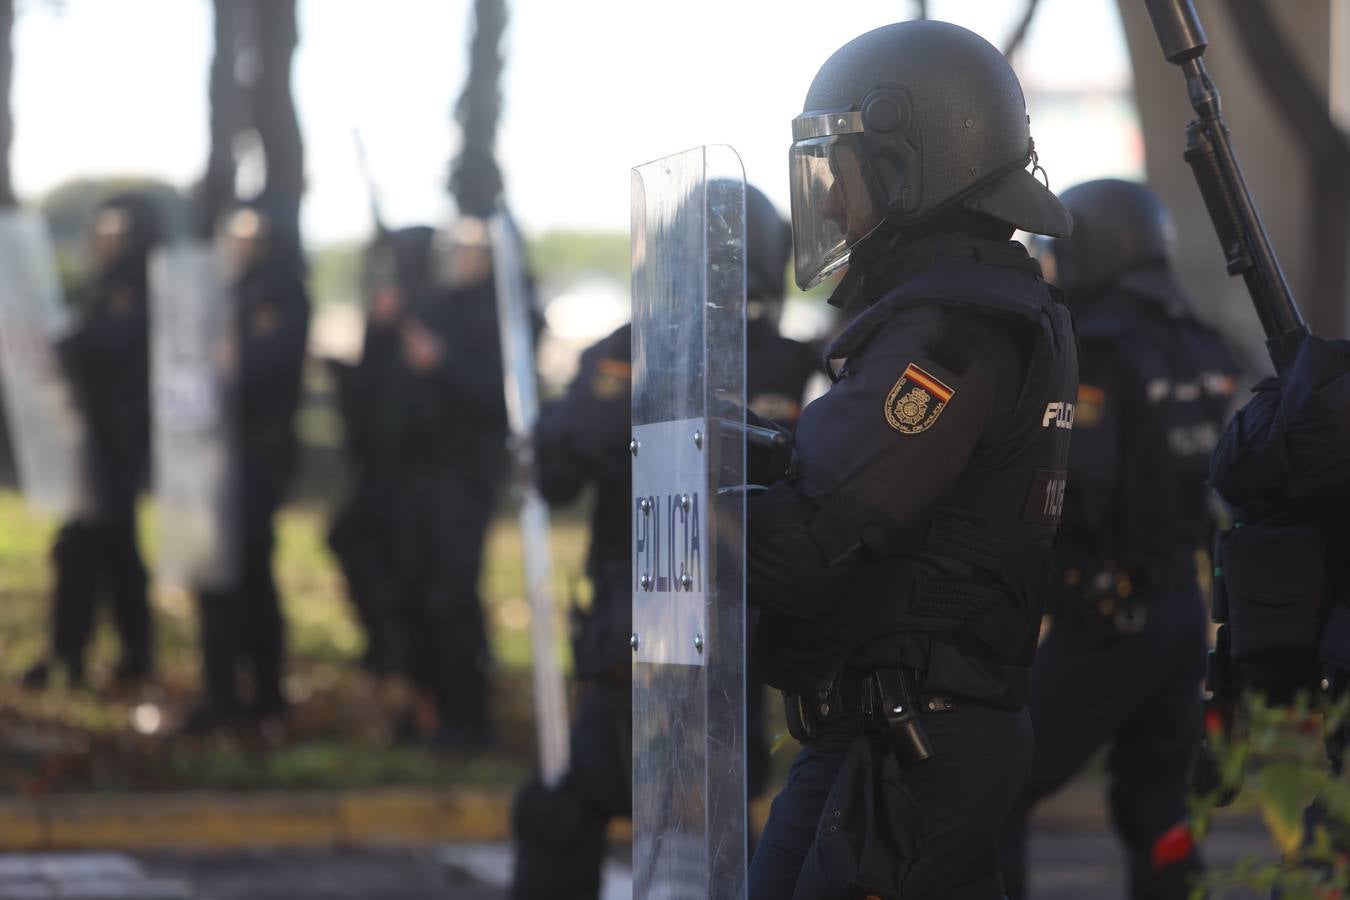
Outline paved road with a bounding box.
[1,819,1275,899]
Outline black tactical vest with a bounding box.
[831,261,1078,709]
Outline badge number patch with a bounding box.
[885,363,954,435]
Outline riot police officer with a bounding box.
[22,193,162,691]
[1209,334,1350,873]
[745,21,1078,898]
[185,195,310,732]
[997,179,1240,900]
[511,185,816,898]
[327,226,434,676]
[391,216,508,752]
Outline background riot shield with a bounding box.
[489,212,570,788]
[630,147,747,899]
[149,244,238,591]
[0,210,88,518]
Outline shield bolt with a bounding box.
[630,438,640,456]
[680,572,692,590]
[1323,677,1333,691]
[694,633,704,654]
[639,573,651,589]
[680,494,691,512]
[639,497,652,513]
[693,430,703,449]
[630,633,640,652]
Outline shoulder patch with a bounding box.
[1075,383,1106,428]
[589,357,630,401]
[884,363,954,435]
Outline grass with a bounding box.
[0,488,593,795]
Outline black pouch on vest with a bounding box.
[1224,521,1328,699]
[792,732,919,900]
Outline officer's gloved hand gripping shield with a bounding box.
[150,244,239,591]
[0,211,88,518]
[630,147,748,899]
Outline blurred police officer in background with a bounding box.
[998,179,1240,900]
[328,225,435,677]
[510,184,815,899]
[184,195,310,734]
[22,193,163,692]
[744,21,1078,898]
[391,216,508,753]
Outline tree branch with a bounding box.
[1226,0,1350,334]
[0,0,15,207]
[1003,0,1042,62]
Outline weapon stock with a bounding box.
[1145,0,1309,372]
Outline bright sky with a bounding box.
[11,0,1137,245]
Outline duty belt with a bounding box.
[783,668,957,766]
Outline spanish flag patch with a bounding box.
[884,363,955,435]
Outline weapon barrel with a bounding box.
[1145,0,1309,371]
[1145,0,1208,63]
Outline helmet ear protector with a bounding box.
[857,87,922,218]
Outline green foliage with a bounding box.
[1192,693,1350,899]
[38,176,190,248]
[308,241,363,307]
[527,230,629,285]
[0,491,590,794]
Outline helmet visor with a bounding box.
[788,133,886,290]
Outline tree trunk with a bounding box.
[196,0,249,238]
[1225,0,1350,338]
[450,0,506,218]
[1117,0,1333,367]
[0,0,16,208]
[254,0,303,240]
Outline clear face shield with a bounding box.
[431,216,493,291]
[218,208,270,283]
[90,207,134,274]
[363,243,404,324]
[789,111,888,290]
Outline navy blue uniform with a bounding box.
[42,264,154,684]
[327,227,435,676]
[197,257,310,720]
[392,277,508,747]
[1210,336,1350,870]
[511,320,818,899]
[745,236,1077,900]
[327,322,404,673]
[999,266,1238,900]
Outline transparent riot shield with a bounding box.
[630,147,747,899]
[149,244,238,591]
[0,210,88,518]
[489,212,571,787]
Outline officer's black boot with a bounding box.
[50,521,99,690]
[511,779,608,900]
[104,524,153,684]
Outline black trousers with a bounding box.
[327,465,403,673]
[49,515,152,677]
[750,702,1031,900]
[395,460,500,734]
[999,584,1207,900]
[198,465,286,717]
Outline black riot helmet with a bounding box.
[217,191,305,282]
[364,225,436,301]
[789,20,1073,289]
[1048,179,1174,297]
[745,183,792,303]
[88,192,164,280]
